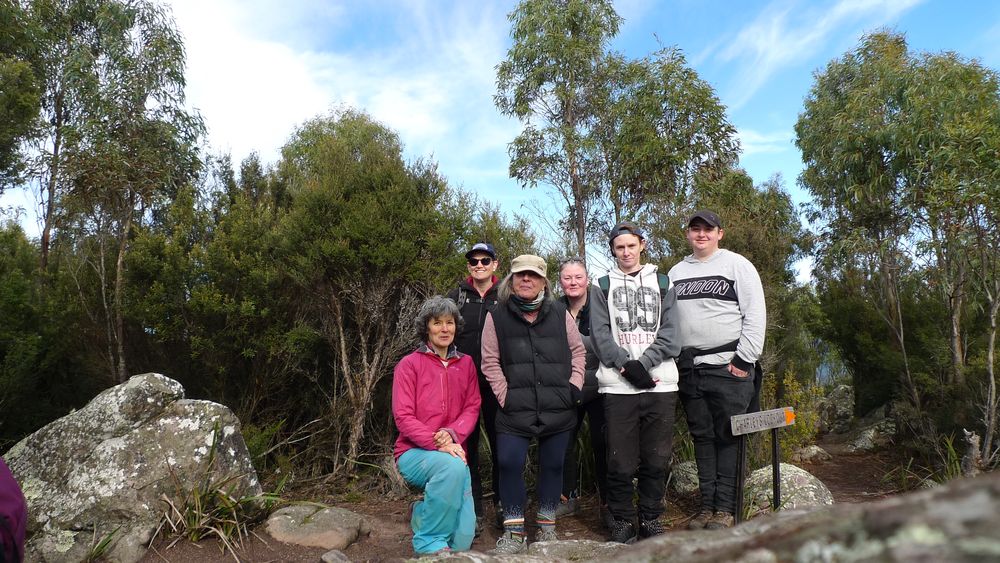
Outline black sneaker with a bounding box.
[610,518,637,544]
[638,518,665,538]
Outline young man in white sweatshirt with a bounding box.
[591,222,680,544]
[668,210,766,530]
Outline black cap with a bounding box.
[687,210,722,229]
[608,221,644,248]
[465,242,496,260]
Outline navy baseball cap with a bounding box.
[465,242,496,259]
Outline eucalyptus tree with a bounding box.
[495,0,621,260]
[22,0,203,382]
[797,32,1000,434]
[796,32,923,410]
[590,48,739,232]
[0,1,39,189]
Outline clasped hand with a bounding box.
[434,429,466,463]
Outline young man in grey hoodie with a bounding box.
[591,222,680,544]
[668,210,766,530]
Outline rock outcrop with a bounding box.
[669,460,699,495]
[745,462,835,511]
[612,470,1000,562]
[818,383,854,434]
[3,373,260,563]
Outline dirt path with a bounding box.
[143,439,898,561]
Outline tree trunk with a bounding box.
[113,203,134,383]
[949,258,966,385]
[41,95,63,272]
[983,291,998,462]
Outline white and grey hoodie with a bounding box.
[591,263,680,394]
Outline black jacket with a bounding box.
[560,287,600,403]
[448,278,498,379]
[492,299,575,437]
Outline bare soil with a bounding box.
[141,438,897,562]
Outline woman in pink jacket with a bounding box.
[393,295,482,556]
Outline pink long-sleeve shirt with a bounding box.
[392,346,482,460]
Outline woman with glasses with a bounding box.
[393,296,481,556]
[446,242,501,533]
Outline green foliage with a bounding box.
[749,371,823,468]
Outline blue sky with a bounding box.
[5,0,1000,265]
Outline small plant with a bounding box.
[933,433,963,484]
[83,526,120,562]
[153,423,287,561]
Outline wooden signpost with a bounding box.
[732,406,796,523]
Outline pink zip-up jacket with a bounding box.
[392,345,482,460]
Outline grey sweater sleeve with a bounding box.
[638,285,680,371]
[732,259,767,372]
[589,284,630,369]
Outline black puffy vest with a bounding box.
[492,299,575,437]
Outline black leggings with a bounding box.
[496,430,572,523]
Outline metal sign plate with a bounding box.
[731,407,796,436]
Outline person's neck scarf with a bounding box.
[511,292,544,312]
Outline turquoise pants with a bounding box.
[397,448,475,554]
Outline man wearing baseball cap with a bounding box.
[591,222,680,544]
[668,210,766,530]
[447,242,500,534]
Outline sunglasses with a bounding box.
[467,257,493,266]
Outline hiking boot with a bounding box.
[638,518,665,538]
[555,496,579,518]
[705,511,735,530]
[599,504,615,530]
[610,518,637,544]
[535,528,558,542]
[687,508,714,530]
[490,531,527,554]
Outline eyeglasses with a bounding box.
[468,257,493,266]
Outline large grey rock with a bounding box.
[746,463,834,512]
[845,418,896,453]
[669,461,699,495]
[818,384,854,434]
[609,471,1000,562]
[4,373,260,563]
[266,504,371,550]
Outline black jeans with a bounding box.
[561,394,607,502]
[678,364,755,514]
[496,430,572,524]
[468,381,500,516]
[603,392,677,521]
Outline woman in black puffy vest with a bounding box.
[479,254,584,554]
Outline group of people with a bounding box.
[391,210,766,556]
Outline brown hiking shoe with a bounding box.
[705,511,735,529]
[687,509,714,530]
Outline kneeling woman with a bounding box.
[393,296,482,556]
[481,255,585,554]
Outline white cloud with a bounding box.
[717,0,923,108]
[165,0,519,199]
[737,128,794,157]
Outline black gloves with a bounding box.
[622,360,656,389]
